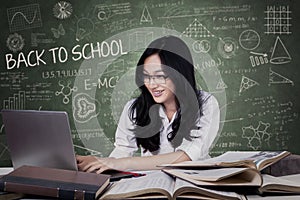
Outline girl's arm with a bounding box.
[76,150,190,174]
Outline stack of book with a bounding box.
[1,151,300,200]
[99,150,300,200]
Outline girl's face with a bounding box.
[143,54,176,106]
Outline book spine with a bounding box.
[0,179,4,191]
[0,181,95,200]
[1,181,59,197]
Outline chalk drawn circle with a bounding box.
[96,6,111,21]
[193,40,210,53]
[239,30,260,50]
[217,37,238,59]
[6,33,25,52]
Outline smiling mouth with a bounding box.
[152,90,164,97]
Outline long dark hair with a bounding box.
[129,35,204,153]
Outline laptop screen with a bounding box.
[1,109,78,171]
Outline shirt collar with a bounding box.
[158,105,177,124]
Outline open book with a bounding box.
[160,151,290,171]
[100,171,247,200]
[162,167,262,187]
[258,173,300,194]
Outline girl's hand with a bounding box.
[76,151,190,173]
[76,155,123,174]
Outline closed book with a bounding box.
[0,165,110,200]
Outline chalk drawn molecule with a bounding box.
[55,80,77,104]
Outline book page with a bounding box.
[160,151,260,167]
[160,151,289,170]
[279,174,300,183]
[260,174,300,193]
[250,151,289,170]
[163,168,262,187]
[247,195,300,200]
[101,171,174,199]
[174,178,246,199]
[164,168,252,181]
[208,151,261,163]
[211,151,290,170]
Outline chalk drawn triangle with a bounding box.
[239,75,259,94]
[269,68,294,86]
[270,36,291,64]
[140,5,152,24]
[216,79,227,90]
[182,19,215,38]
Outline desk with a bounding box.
[0,167,13,176]
[1,155,300,200]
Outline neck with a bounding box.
[164,101,178,121]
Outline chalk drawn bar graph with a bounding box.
[3,91,25,110]
[7,4,42,32]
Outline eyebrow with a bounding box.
[143,69,164,74]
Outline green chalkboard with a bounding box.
[1,0,299,166]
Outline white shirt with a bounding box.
[109,90,220,161]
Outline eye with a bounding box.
[142,74,150,83]
[156,75,166,79]
[143,74,150,79]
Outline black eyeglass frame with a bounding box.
[142,74,169,84]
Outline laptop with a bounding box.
[1,109,78,171]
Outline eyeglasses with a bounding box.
[143,74,169,84]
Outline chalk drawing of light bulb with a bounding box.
[75,17,94,41]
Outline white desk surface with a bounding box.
[0,167,13,176]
